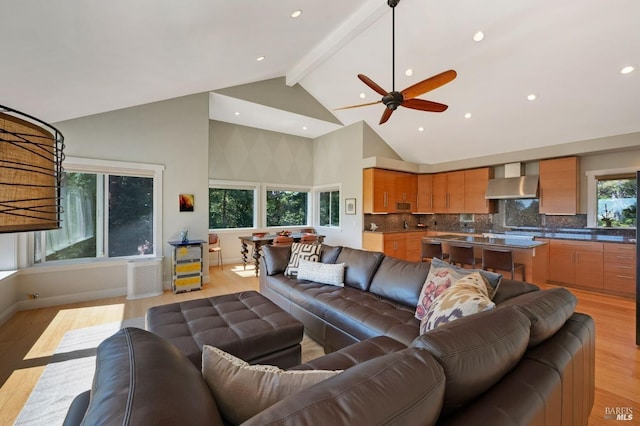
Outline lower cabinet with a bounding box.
[548,240,603,290]
[362,231,427,262]
[603,243,636,297]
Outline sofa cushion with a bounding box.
[420,272,496,333]
[492,278,540,305]
[81,328,223,426]
[243,348,445,426]
[202,345,341,424]
[431,257,503,298]
[335,246,385,291]
[285,242,322,276]
[500,287,577,347]
[369,256,430,307]
[297,259,345,286]
[320,244,342,264]
[412,306,531,414]
[262,244,291,276]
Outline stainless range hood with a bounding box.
[485,162,539,199]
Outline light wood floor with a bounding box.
[0,264,638,425]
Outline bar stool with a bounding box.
[448,244,477,268]
[482,248,525,280]
[421,241,449,262]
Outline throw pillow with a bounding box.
[285,242,322,276]
[415,266,462,320]
[201,346,341,424]
[431,257,503,299]
[297,258,345,286]
[420,272,496,333]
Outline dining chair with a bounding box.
[448,244,478,268]
[208,233,223,269]
[421,241,449,262]
[482,248,525,280]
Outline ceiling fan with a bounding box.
[335,0,457,125]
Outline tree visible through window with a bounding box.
[266,190,308,227]
[596,175,636,228]
[319,190,340,227]
[209,188,255,229]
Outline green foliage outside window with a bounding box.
[209,188,254,229]
[319,190,340,227]
[596,176,636,227]
[266,190,308,227]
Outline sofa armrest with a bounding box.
[62,390,91,426]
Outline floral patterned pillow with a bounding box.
[415,266,465,320]
[419,272,496,334]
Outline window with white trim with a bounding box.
[208,181,257,229]
[586,168,637,228]
[34,158,163,263]
[265,186,310,227]
[317,187,340,228]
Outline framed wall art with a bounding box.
[179,194,194,212]
[345,198,356,215]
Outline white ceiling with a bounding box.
[2,0,639,165]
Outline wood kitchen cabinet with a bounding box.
[362,231,427,261]
[464,168,497,214]
[433,171,464,213]
[363,168,416,214]
[603,243,636,297]
[416,174,434,213]
[548,239,603,290]
[539,157,579,215]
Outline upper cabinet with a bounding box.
[464,168,497,214]
[433,171,465,213]
[539,156,579,215]
[363,168,417,214]
[416,174,434,213]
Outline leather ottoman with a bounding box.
[146,291,303,370]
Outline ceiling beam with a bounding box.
[286,0,389,86]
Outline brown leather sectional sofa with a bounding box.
[259,244,595,425]
[64,244,595,425]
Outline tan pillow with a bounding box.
[201,346,341,424]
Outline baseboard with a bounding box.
[16,287,128,311]
[0,304,18,327]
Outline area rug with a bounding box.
[14,317,145,426]
[16,319,324,425]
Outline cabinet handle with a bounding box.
[616,255,634,259]
[430,194,433,209]
[384,192,388,208]
[615,265,634,269]
[615,274,634,279]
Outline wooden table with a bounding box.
[238,233,325,276]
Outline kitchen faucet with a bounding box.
[403,220,409,230]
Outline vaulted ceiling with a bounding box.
[2,0,639,164]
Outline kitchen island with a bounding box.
[425,233,548,285]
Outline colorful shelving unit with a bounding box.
[169,239,205,293]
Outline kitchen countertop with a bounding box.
[425,234,546,249]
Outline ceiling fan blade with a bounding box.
[401,69,457,100]
[402,98,449,112]
[334,100,382,111]
[358,74,388,96]
[379,108,393,125]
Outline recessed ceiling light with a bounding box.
[405,68,413,77]
[359,93,366,99]
[291,10,302,18]
[234,111,240,116]
[256,56,265,62]
[527,94,537,101]
[302,126,308,131]
[473,31,485,42]
[418,126,424,132]
[464,113,472,119]
[620,65,635,74]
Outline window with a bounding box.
[34,158,163,263]
[318,189,340,227]
[595,174,636,228]
[266,189,309,227]
[208,187,256,229]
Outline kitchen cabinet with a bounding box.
[548,239,603,290]
[464,168,497,214]
[362,231,427,262]
[539,157,579,215]
[433,171,464,213]
[363,168,416,214]
[603,243,636,297]
[416,174,434,213]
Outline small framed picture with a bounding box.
[345,198,356,215]
[179,194,194,212]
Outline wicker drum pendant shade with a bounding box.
[0,105,65,233]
